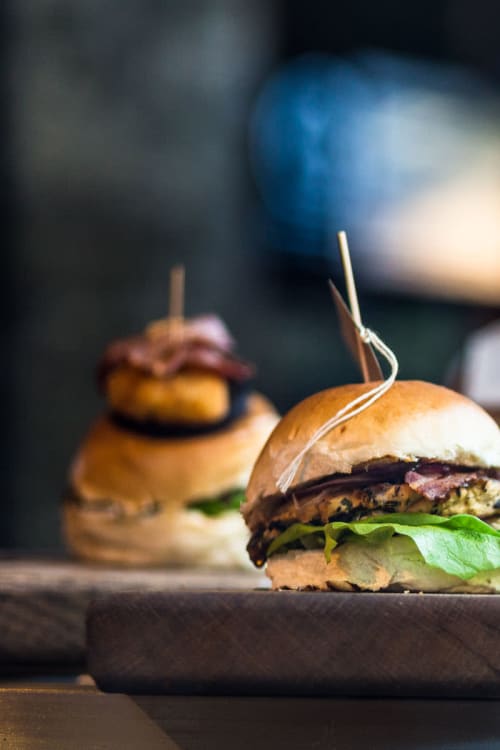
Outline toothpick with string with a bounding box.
[276,232,398,494]
[329,232,382,382]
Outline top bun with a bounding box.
[245,380,500,508]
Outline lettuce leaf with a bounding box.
[187,489,245,517]
[267,513,500,580]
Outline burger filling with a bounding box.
[266,535,500,593]
[66,486,246,519]
[246,460,500,567]
[99,314,255,428]
[106,366,231,424]
[187,489,246,517]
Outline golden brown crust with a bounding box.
[64,392,278,566]
[69,392,278,509]
[244,381,500,513]
[105,365,230,424]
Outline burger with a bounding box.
[63,314,278,567]
[243,380,500,592]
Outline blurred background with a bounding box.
[2,0,500,549]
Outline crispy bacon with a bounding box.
[98,314,254,386]
[405,468,492,501]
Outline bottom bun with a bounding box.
[63,502,253,568]
[266,536,500,593]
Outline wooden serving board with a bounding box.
[87,590,500,698]
[0,555,266,669]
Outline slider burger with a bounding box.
[63,314,278,567]
[243,380,500,592]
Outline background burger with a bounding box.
[63,314,278,567]
[243,380,500,592]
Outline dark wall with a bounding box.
[2,1,497,549]
[4,0,276,548]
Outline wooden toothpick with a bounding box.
[337,231,370,383]
[169,264,185,338]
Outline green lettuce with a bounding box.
[267,513,500,580]
[187,489,245,517]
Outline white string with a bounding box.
[276,327,399,494]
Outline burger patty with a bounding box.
[65,485,245,520]
[246,461,500,566]
[64,487,163,520]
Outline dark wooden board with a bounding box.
[88,590,500,698]
[0,555,265,668]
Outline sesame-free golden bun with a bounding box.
[63,393,278,567]
[266,542,500,593]
[244,380,500,514]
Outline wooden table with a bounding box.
[0,555,265,673]
[1,685,500,749]
[2,558,500,748]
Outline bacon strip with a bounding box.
[98,314,254,386]
[286,462,500,502]
[405,469,488,501]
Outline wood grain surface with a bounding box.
[0,685,175,749]
[0,555,265,668]
[134,695,500,750]
[3,686,500,749]
[88,589,500,698]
